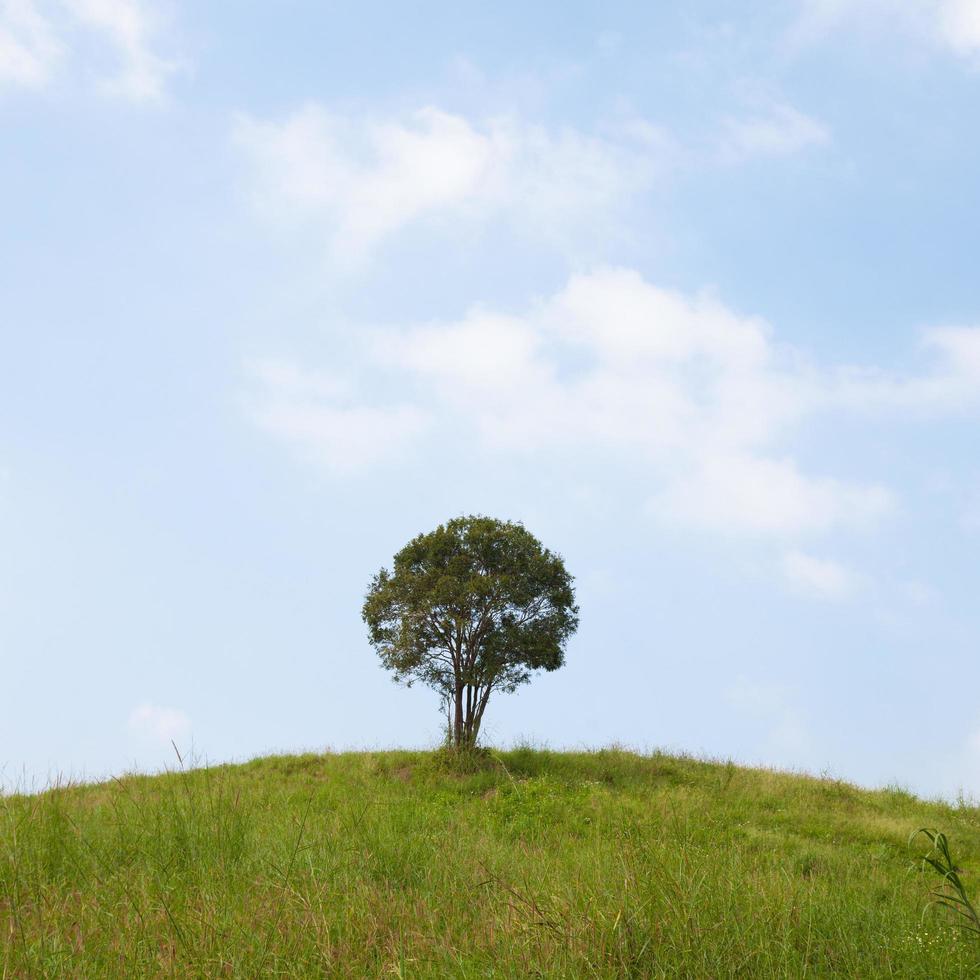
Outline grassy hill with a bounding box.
[2,748,979,977]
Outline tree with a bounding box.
[362,515,579,749]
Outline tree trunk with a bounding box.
[454,683,486,748]
[470,685,492,747]
[453,684,464,748]
[452,680,490,749]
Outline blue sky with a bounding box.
[3,0,980,797]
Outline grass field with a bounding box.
[2,747,979,977]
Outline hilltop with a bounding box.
[2,748,979,977]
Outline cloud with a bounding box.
[248,269,980,538]
[379,269,896,535]
[0,0,176,99]
[781,550,867,599]
[938,0,980,55]
[925,326,980,388]
[62,0,176,102]
[379,269,797,453]
[128,702,191,744]
[234,96,835,265]
[0,0,62,88]
[233,104,671,267]
[719,100,831,162]
[251,269,912,537]
[830,326,980,414]
[794,0,980,58]
[655,458,891,536]
[245,358,429,475]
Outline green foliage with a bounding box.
[426,744,499,775]
[363,515,578,747]
[3,750,980,976]
[913,828,980,936]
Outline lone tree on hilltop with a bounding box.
[362,515,578,749]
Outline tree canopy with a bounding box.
[362,515,578,748]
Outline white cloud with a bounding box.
[234,97,835,265]
[245,358,429,475]
[938,0,980,55]
[656,458,891,536]
[63,0,176,102]
[781,550,867,599]
[795,0,980,58]
[719,101,831,162]
[0,0,62,88]
[381,269,896,535]
[249,270,980,538]
[379,269,803,454]
[128,702,191,744]
[830,326,980,414]
[252,269,909,537]
[0,0,175,99]
[925,326,980,385]
[234,104,669,266]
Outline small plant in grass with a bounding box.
[429,744,496,775]
[912,828,980,937]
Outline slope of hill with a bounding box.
[1,748,978,977]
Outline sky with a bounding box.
[2,0,980,798]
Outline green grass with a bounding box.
[2,747,979,977]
